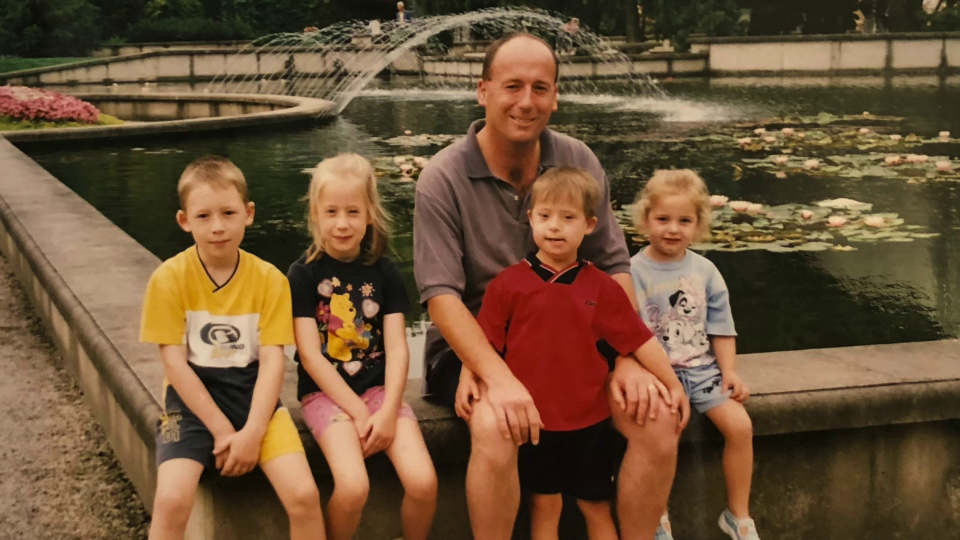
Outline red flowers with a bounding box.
[0,85,100,124]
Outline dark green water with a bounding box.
[21,78,960,354]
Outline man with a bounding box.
[413,33,682,540]
[396,2,413,25]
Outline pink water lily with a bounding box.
[797,132,807,139]
[940,131,950,140]
[804,159,820,170]
[859,127,872,134]
[754,127,766,135]
[863,216,886,227]
[774,156,789,165]
[413,156,429,168]
[399,163,414,173]
[763,136,776,143]
[862,111,871,116]
[729,200,751,212]
[710,195,729,207]
[393,156,407,166]
[747,203,764,214]
[800,210,814,220]
[885,155,903,166]
[737,137,752,146]
[781,127,795,136]
[937,161,953,172]
[775,172,787,179]
[404,129,413,135]
[890,134,902,142]
[828,216,848,227]
[905,154,928,164]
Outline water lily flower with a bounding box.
[940,131,950,140]
[804,159,820,170]
[937,160,953,172]
[859,127,872,134]
[399,163,414,173]
[775,156,789,165]
[763,136,776,143]
[747,203,764,214]
[710,195,729,207]
[729,200,751,212]
[800,210,814,220]
[737,137,752,146]
[885,155,903,166]
[413,156,429,168]
[797,132,807,139]
[393,156,407,166]
[775,172,787,179]
[862,111,871,116]
[828,216,848,227]
[754,128,766,135]
[781,128,795,136]
[863,216,886,227]
[890,134,902,142]
[905,154,928,164]
[404,130,413,135]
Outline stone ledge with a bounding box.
[691,32,960,44]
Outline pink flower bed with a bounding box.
[0,85,100,124]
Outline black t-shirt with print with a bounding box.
[287,253,410,400]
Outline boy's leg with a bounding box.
[149,459,205,540]
[704,400,754,519]
[317,421,370,540]
[384,416,438,540]
[529,494,563,540]
[260,453,325,540]
[575,499,619,540]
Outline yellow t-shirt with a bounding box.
[140,247,294,410]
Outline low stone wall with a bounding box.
[418,53,707,79]
[692,32,960,76]
[1,137,960,539]
[0,94,335,144]
[93,41,251,58]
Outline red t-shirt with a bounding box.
[477,255,654,431]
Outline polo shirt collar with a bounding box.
[524,252,588,284]
[463,119,560,180]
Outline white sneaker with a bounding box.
[718,509,760,540]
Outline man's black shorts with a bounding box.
[518,419,620,502]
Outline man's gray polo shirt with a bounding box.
[413,119,631,388]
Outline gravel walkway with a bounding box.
[0,252,150,539]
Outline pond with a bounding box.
[21,77,960,359]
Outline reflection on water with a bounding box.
[20,79,960,360]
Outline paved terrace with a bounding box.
[1,135,960,539]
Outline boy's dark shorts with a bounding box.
[156,385,303,470]
[518,419,620,502]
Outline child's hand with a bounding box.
[722,370,750,402]
[669,385,691,432]
[211,428,236,471]
[215,428,262,477]
[351,407,372,447]
[455,368,481,421]
[361,408,398,457]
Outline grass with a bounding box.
[0,114,124,131]
[0,57,92,75]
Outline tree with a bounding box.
[0,0,102,57]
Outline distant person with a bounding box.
[471,166,689,540]
[288,153,437,540]
[140,156,325,540]
[630,170,760,540]
[397,2,413,26]
[558,17,580,54]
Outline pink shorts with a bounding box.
[300,385,417,439]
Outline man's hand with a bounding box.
[722,370,750,402]
[668,384,691,432]
[483,370,543,446]
[609,357,674,425]
[361,407,398,457]
[455,368,481,421]
[214,427,262,477]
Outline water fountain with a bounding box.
[206,7,666,114]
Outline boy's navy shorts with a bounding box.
[155,384,303,470]
[518,419,620,501]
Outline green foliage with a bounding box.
[88,0,150,40]
[0,57,89,74]
[0,113,124,131]
[642,0,743,51]
[0,0,102,57]
[125,16,256,42]
[927,3,960,31]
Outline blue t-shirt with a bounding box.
[630,249,736,369]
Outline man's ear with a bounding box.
[245,201,256,226]
[176,210,191,232]
[585,216,598,235]
[477,79,487,107]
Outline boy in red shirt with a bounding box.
[464,166,689,540]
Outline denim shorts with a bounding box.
[675,362,729,414]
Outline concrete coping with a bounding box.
[690,31,960,45]
[3,132,960,461]
[426,52,707,64]
[0,93,336,144]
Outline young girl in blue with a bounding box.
[287,153,437,540]
[630,169,760,540]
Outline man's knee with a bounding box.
[468,401,518,470]
[611,402,680,459]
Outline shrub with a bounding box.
[0,85,100,123]
[927,4,960,31]
[0,0,102,57]
[125,16,256,42]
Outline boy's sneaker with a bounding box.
[718,509,760,540]
[654,512,674,540]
